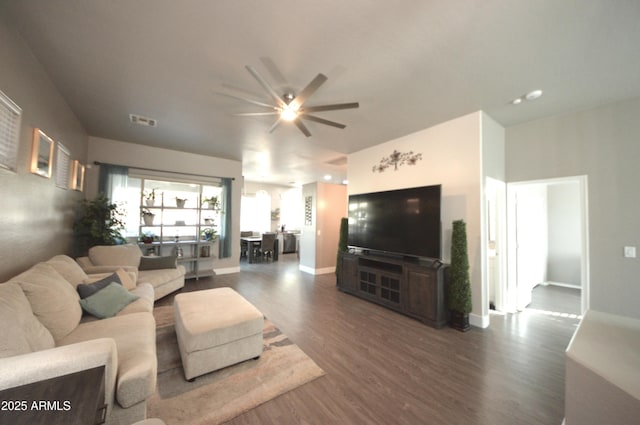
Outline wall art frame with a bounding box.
[30,128,54,178]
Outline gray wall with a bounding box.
[506,97,640,319]
[0,13,88,281]
[547,182,581,287]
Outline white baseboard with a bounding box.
[470,312,489,328]
[299,265,335,275]
[213,266,240,275]
[546,281,581,290]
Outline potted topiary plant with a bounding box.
[335,217,348,285]
[73,194,125,256]
[447,219,472,332]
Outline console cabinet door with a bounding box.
[405,266,437,322]
[340,253,359,292]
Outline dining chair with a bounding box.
[256,232,277,262]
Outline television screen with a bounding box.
[348,185,441,259]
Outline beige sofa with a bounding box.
[77,244,186,301]
[0,255,157,425]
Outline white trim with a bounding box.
[470,313,489,328]
[505,175,589,315]
[299,265,335,275]
[545,281,581,290]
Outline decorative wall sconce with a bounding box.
[372,149,422,173]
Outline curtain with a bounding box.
[98,163,129,200]
[219,178,233,259]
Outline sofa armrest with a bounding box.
[82,265,139,280]
[87,270,139,285]
[0,339,118,415]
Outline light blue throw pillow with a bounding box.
[79,282,139,319]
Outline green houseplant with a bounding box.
[141,208,155,226]
[139,231,157,244]
[144,188,157,206]
[202,196,220,211]
[200,227,218,241]
[447,219,472,332]
[335,217,348,285]
[73,194,125,256]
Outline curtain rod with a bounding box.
[93,161,235,181]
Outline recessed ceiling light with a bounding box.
[525,89,543,101]
[342,179,349,185]
[511,98,523,105]
[324,174,332,181]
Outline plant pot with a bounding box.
[145,199,155,207]
[143,215,155,226]
[176,199,186,208]
[449,310,470,332]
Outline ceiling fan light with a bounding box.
[280,107,298,121]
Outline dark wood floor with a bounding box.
[157,255,579,425]
[528,284,582,316]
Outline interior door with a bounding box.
[515,189,547,311]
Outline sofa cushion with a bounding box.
[139,255,177,271]
[58,312,157,408]
[10,263,83,342]
[79,283,154,323]
[79,282,140,319]
[0,282,55,358]
[45,255,89,288]
[88,244,142,268]
[77,272,124,299]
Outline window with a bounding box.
[0,90,22,172]
[241,190,271,233]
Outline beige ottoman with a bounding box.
[174,287,264,381]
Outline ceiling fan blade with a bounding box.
[268,118,282,133]
[289,73,328,111]
[234,112,279,116]
[259,57,289,86]
[301,114,347,129]
[246,65,286,108]
[294,119,312,137]
[214,91,277,110]
[302,102,359,113]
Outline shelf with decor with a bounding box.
[138,179,221,280]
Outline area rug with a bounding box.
[148,306,325,425]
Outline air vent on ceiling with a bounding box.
[129,114,157,127]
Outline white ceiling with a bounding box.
[3,1,640,186]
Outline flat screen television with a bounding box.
[348,184,441,259]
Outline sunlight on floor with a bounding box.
[525,308,582,321]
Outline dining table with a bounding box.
[240,236,279,263]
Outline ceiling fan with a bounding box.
[218,65,359,137]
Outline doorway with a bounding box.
[505,176,589,315]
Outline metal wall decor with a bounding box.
[372,149,422,173]
[304,196,313,225]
